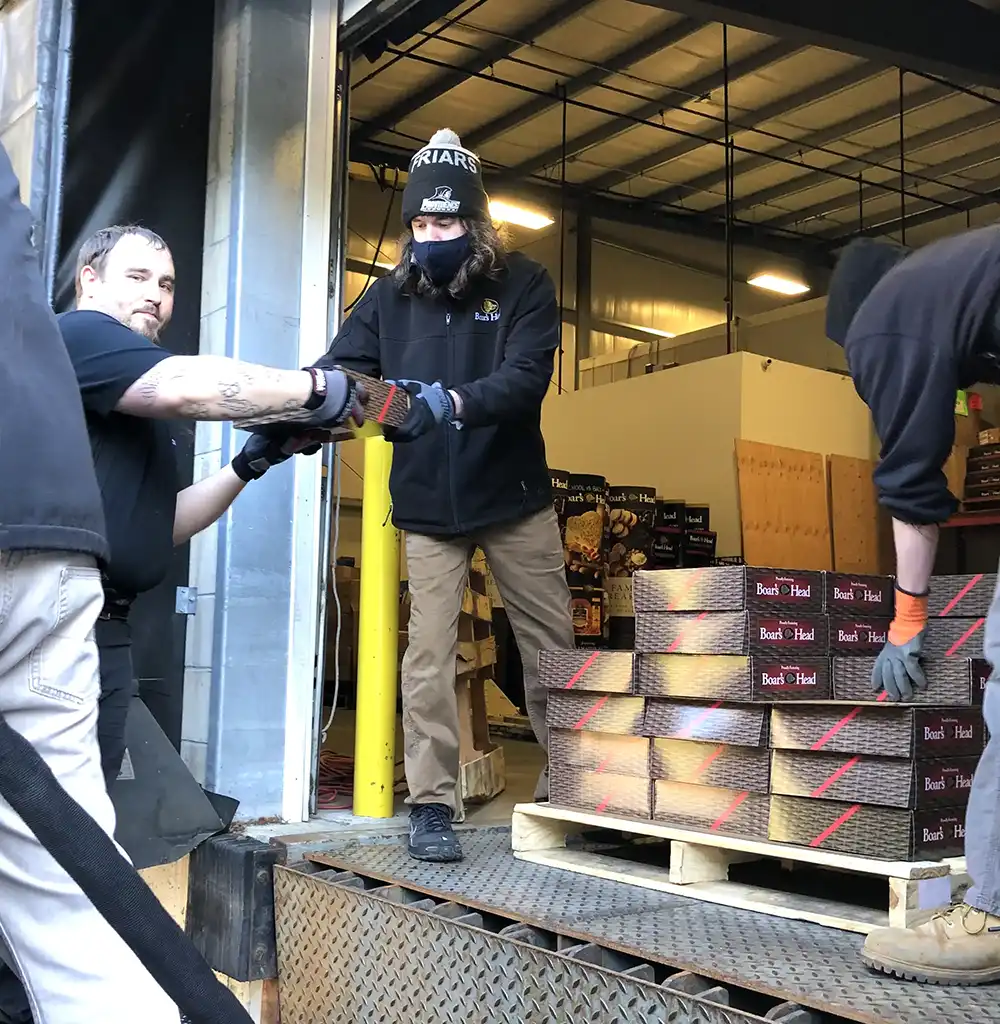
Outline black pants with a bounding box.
[0,629,136,1023]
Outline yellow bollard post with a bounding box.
[353,433,400,817]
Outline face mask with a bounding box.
[411,235,471,286]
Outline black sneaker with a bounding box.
[408,803,463,862]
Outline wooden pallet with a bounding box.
[511,802,968,935]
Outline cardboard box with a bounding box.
[828,618,891,656]
[768,794,966,860]
[546,691,646,736]
[924,617,986,658]
[644,700,769,747]
[770,750,979,809]
[770,705,984,758]
[682,530,717,566]
[549,729,650,778]
[539,650,635,693]
[823,573,894,616]
[684,505,710,531]
[569,586,605,640]
[549,764,651,820]
[634,611,828,656]
[651,738,771,793]
[653,780,769,838]
[633,566,823,613]
[979,428,1000,446]
[655,500,685,530]
[650,529,682,570]
[636,653,831,702]
[833,656,989,706]
[928,574,997,618]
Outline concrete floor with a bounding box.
[246,709,544,848]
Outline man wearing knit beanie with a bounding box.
[316,128,575,863]
[825,222,1000,985]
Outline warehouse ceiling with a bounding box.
[347,0,1000,267]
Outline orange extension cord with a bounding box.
[316,750,406,811]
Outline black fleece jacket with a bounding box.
[843,224,1000,525]
[317,252,558,536]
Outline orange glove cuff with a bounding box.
[888,590,929,646]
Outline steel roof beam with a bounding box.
[648,80,953,206]
[828,171,1000,240]
[351,139,837,267]
[505,38,801,180]
[462,16,706,151]
[351,0,587,144]
[707,101,997,218]
[629,0,1000,89]
[585,61,878,193]
[767,136,1000,230]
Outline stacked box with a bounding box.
[541,649,651,820]
[767,704,981,859]
[635,611,828,657]
[929,573,997,618]
[645,699,770,837]
[833,656,989,706]
[636,653,831,702]
[606,486,657,650]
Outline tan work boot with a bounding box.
[862,904,1000,985]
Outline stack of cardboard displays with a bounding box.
[542,566,990,861]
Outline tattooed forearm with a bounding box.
[115,355,313,421]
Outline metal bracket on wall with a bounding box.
[175,587,198,615]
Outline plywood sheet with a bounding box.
[736,440,832,570]
[828,454,884,574]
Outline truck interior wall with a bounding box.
[540,351,878,558]
[56,0,215,747]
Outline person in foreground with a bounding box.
[318,128,576,863]
[0,140,185,1021]
[0,223,361,1024]
[826,226,1000,985]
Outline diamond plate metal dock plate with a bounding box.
[274,865,762,1024]
[304,828,1000,1024]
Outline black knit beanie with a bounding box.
[401,128,489,227]
[826,237,913,345]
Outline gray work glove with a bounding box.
[871,630,928,702]
[301,368,367,429]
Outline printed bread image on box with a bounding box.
[549,764,652,820]
[549,729,651,778]
[770,705,984,758]
[546,691,646,736]
[651,738,770,793]
[635,611,828,657]
[563,474,607,588]
[644,700,769,747]
[828,618,891,656]
[539,650,635,693]
[768,795,967,860]
[823,573,894,616]
[923,617,986,658]
[633,566,823,613]
[833,656,989,706]
[653,780,769,838]
[927,573,998,617]
[636,653,831,702]
[770,750,979,810]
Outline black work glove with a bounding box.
[382,379,455,444]
[231,431,322,482]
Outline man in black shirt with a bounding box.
[0,143,182,1021]
[0,220,364,1024]
[57,224,348,788]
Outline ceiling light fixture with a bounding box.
[489,200,555,230]
[747,272,811,296]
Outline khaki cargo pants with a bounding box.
[403,507,575,815]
